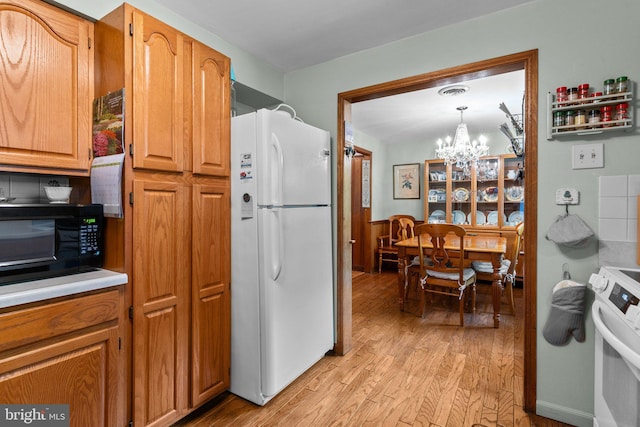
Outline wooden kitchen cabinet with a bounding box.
[0,0,93,175]
[96,4,231,425]
[0,289,122,427]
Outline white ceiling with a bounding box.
[152,0,530,147]
[352,70,525,147]
[152,0,536,72]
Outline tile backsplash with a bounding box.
[598,174,639,267]
[0,172,69,204]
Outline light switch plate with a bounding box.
[572,143,604,169]
[556,188,579,205]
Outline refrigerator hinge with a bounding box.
[129,192,133,206]
[128,306,133,319]
[129,23,133,36]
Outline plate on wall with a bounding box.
[453,210,466,224]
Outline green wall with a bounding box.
[52,0,640,424]
[283,0,640,425]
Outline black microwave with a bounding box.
[0,204,104,285]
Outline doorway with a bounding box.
[335,50,538,411]
[351,147,372,273]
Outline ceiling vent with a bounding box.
[438,85,469,97]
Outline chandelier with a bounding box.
[435,106,489,167]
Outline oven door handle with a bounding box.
[592,300,640,381]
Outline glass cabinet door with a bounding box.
[425,160,447,223]
[474,156,501,227]
[503,154,525,227]
[451,163,472,225]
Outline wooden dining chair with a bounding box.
[377,214,415,273]
[471,221,524,314]
[407,223,476,326]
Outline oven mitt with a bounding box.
[543,280,586,346]
[545,214,595,248]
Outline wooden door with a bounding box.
[192,42,231,176]
[132,10,184,172]
[350,148,372,272]
[0,0,93,173]
[132,179,189,426]
[191,181,231,406]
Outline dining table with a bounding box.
[395,233,508,328]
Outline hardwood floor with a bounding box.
[176,272,572,427]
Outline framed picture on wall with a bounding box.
[393,163,420,199]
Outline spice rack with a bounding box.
[546,83,634,139]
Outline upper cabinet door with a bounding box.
[0,0,93,174]
[192,42,230,176]
[132,10,184,172]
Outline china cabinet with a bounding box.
[0,0,93,175]
[424,154,524,230]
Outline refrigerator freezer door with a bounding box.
[256,109,331,207]
[258,205,333,399]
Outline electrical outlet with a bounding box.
[572,143,604,169]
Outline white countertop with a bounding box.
[0,269,128,309]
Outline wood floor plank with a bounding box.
[176,273,574,427]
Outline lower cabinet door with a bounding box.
[0,326,119,427]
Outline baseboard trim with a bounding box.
[536,400,593,427]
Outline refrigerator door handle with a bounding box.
[270,133,284,205]
[268,208,284,281]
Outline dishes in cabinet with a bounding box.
[483,186,499,202]
[508,210,524,225]
[487,210,506,225]
[428,209,446,224]
[453,210,466,225]
[505,186,524,202]
[453,187,470,202]
[467,211,486,225]
[428,189,446,202]
[429,171,447,181]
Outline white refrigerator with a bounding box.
[230,107,334,406]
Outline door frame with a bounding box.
[335,50,538,411]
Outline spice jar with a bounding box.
[553,111,565,128]
[556,86,568,104]
[578,83,590,103]
[588,109,601,128]
[615,102,629,125]
[574,110,587,128]
[615,76,628,94]
[603,79,616,96]
[567,87,579,104]
[601,105,613,127]
[565,110,575,130]
[591,91,603,102]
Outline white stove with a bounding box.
[589,266,640,427]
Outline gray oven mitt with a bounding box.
[543,280,586,346]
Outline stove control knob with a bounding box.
[589,273,608,293]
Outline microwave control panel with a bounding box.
[80,217,101,255]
